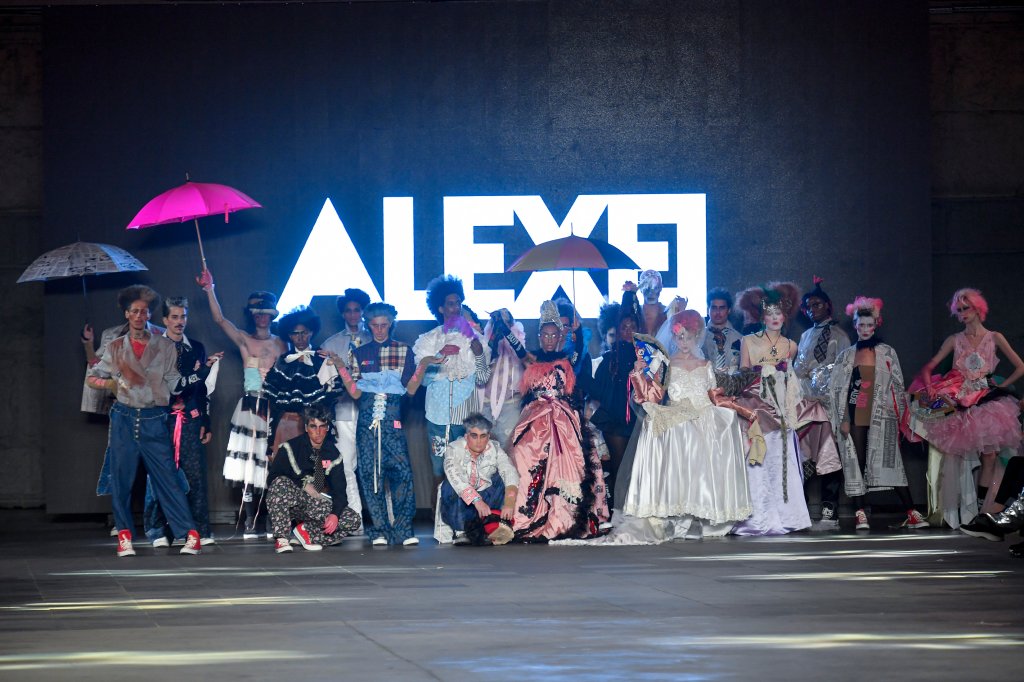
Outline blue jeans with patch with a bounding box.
[109,403,196,539]
[427,422,465,477]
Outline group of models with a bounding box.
[82,269,1024,556]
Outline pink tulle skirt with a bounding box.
[926,395,1022,457]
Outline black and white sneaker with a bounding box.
[811,504,840,531]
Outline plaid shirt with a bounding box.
[351,339,416,386]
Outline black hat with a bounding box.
[246,291,279,318]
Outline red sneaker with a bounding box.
[179,530,202,555]
[292,523,322,551]
[275,537,293,554]
[116,530,136,557]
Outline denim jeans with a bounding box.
[427,422,465,477]
[144,415,210,540]
[109,402,196,539]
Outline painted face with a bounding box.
[342,301,363,331]
[305,419,329,448]
[465,427,490,455]
[367,315,392,343]
[251,312,272,329]
[539,322,562,353]
[804,296,830,324]
[954,299,977,325]
[674,326,698,354]
[708,299,731,327]
[125,299,151,332]
[440,293,462,322]
[855,315,877,341]
[618,317,637,344]
[763,308,785,332]
[163,306,188,340]
[289,323,312,351]
[642,283,662,304]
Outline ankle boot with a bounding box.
[985,496,1024,532]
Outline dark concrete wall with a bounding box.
[930,7,1024,374]
[0,11,43,508]
[1,1,960,515]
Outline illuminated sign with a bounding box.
[277,194,707,319]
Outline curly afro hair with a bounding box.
[336,288,371,316]
[425,275,465,324]
[117,285,160,313]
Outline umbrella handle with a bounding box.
[193,218,208,271]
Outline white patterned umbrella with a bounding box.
[17,241,147,283]
[17,241,148,322]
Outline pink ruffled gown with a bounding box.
[509,355,606,540]
[926,332,1021,457]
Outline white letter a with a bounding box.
[277,198,382,314]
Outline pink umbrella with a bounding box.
[126,178,262,269]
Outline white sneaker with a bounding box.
[453,532,470,546]
[402,537,419,546]
[200,537,216,546]
[371,537,388,546]
[275,537,293,554]
[151,536,170,548]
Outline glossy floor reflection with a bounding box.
[1,510,1020,681]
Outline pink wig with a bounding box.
[670,309,704,337]
[845,296,884,327]
[949,288,988,321]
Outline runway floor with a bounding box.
[0,510,1021,681]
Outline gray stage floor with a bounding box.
[0,511,1021,681]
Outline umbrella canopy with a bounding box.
[17,241,148,283]
[506,235,640,273]
[126,180,262,270]
[126,181,262,229]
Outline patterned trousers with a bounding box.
[356,409,416,544]
[144,415,210,540]
[267,477,361,544]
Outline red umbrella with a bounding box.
[126,178,262,269]
[507,234,640,272]
[507,234,641,313]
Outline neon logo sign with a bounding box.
[278,194,707,320]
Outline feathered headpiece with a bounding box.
[539,300,564,329]
[845,296,883,326]
[737,282,800,323]
[800,276,832,313]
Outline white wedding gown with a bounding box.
[556,362,752,545]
